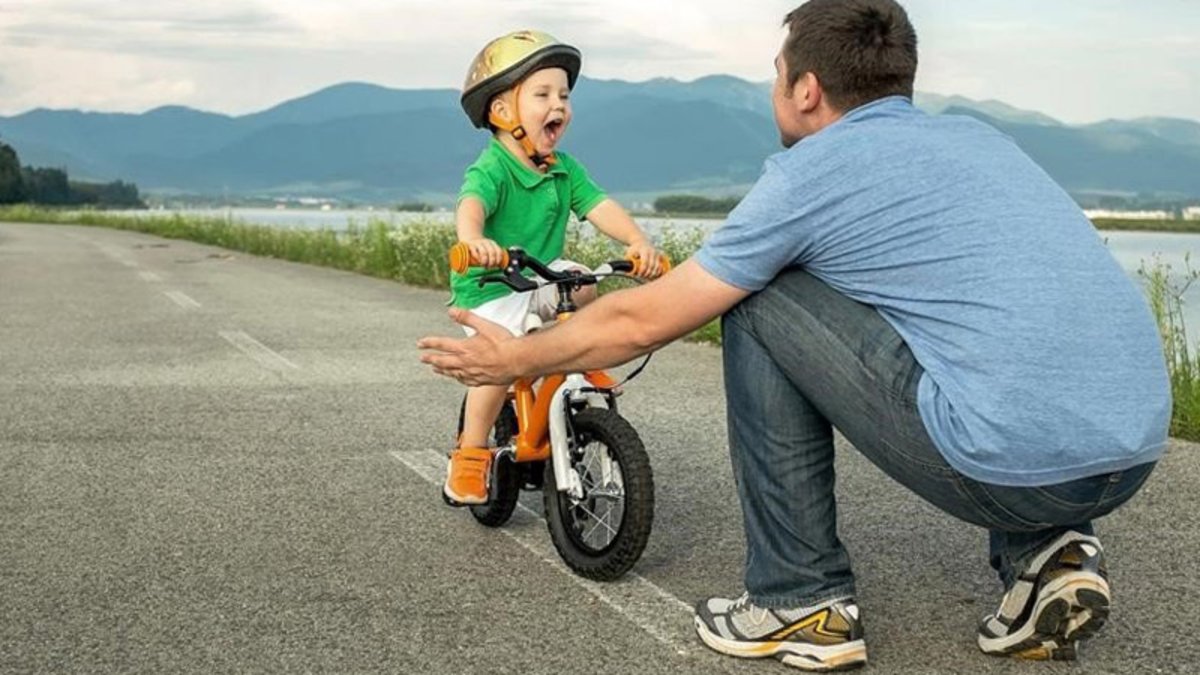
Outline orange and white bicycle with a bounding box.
[447,243,670,581]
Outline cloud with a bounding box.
[0,0,1197,122]
[0,1,302,56]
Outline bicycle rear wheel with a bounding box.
[456,396,521,527]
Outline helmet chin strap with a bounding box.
[488,83,556,171]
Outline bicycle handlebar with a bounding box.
[448,242,671,278]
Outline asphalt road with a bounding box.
[2,222,1196,674]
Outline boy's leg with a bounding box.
[459,384,510,448]
[447,293,529,506]
[445,384,508,505]
[533,260,610,387]
[533,260,596,319]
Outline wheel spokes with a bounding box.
[567,439,626,551]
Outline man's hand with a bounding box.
[417,308,519,386]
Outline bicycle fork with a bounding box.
[548,372,611,500]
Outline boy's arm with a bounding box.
[456,196,504,268]
[584,198,662,277]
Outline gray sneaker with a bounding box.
[978,531,1111,660]
[694,593,866,671]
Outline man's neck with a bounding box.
[804,103,846,137]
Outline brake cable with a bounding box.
[599,271,655,389]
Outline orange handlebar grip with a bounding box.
[449,242,509,274]
[627,253,673,278]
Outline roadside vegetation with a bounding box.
[652,194,741,218]
[1140,256,1200,439]
[2,204,1196,439]
[1093,218,1200,234]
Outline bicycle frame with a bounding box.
[507,313,614,500]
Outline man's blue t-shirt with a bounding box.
[695,96,1170,487]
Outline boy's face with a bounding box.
[499,67,572,156]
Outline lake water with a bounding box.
[125,207,1200,332]
[121,206,720,235]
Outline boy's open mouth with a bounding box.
[544,119,564,144]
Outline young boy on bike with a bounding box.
[443,30,661,506]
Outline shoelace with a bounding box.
[462,458,488,478]
[453,453,490,485]
[731,592,772,626]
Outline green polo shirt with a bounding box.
[451,138,608,309]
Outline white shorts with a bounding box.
[463,259,589,337]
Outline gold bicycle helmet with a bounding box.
[461,30,581,129]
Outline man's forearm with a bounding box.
[501,283,661,378]
[496,259,746,379]
[418,260,748,387]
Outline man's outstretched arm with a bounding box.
[417,259,749,386]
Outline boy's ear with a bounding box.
[489,94,512,123]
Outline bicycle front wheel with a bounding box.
[543,407,654,581]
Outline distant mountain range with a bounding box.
[2,76,1199,202]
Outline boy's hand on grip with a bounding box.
[625,240,668,279]
[464,238,506,269]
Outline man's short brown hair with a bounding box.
[782,0,918,112]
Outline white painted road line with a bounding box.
[164,290,201,309]
[218,330,299,371]
[139,271,162,282]
[96,244,137,268]
[389,449,696,656]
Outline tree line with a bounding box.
[0,140,144,208]
[652,194,742,215]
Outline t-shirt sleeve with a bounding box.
[457,164,501,217]
[694,157,816,292]
[560,153,608,218]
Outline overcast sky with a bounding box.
[1,0,1197,124]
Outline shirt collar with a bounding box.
[798,95,917,145]
[838,95,918,123]
[489,137,566,188]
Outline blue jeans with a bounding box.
[722,269,1155,608]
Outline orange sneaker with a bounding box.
[443,447,492,505]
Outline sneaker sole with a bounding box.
[978,572,1110,660]
[441,486,488,506]
[442,458,489,506]
[694,616,867,671]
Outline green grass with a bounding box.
[1139,256,1200,440]
[0,204,422,281]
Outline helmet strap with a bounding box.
[487,83,556,171]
